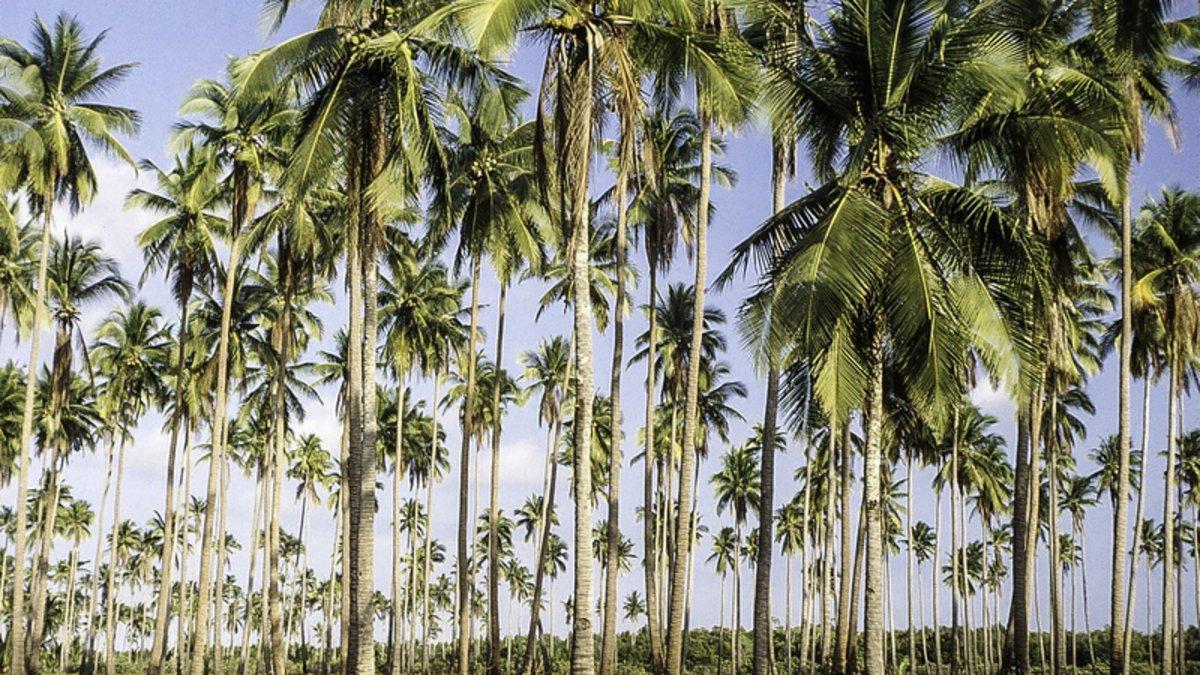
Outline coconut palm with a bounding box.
[0,17,138,671]
[711,442,762,672]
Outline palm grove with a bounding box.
[0,0,1198,673]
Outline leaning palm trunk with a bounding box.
[933,488,943,674]
[906,453,917,672]
[104,438,131,675]
[189,170,250,675]
[1048,394,1065,674]
[599,110,633,675]
[267,287,293,675]
[212,441,232,675]
[487,283,509,675]
[456,255,482,675]
[59,541,80,670]
[665,112,713,675]
[149,289,194,674]
[9,201,55,675]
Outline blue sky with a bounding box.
[3,0,1199,648]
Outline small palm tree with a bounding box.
[711,443,762,672]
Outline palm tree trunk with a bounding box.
[1108,171,1134,675]
[1004,407,1034,673]
[642,262,665,673]
[150,289,194,675]
[213,446,231,675]
[59,543,80,670]
[836,415,855,673]
[665,113,712,675]
[238,468,265,675]
[519,395,567,675]
[299,491,312,675]
[83,437,117,672]
[267,294,292,675]
[1049,394,1065,674]
[951,407,963,673]
[1161,357,1179,674]
[105,437,130,675]
[822,431,839,669]
[456,254,482,675]
[487,282,509,675]
[189,169,249,675]
[863,324,886,675]
[848,490,867,670]
[599,101,632,675]
[9,200,55,675]
[933,488,943,674]
[176,425,195,675]
[339,383,352,673]
[907,453,917,672]
[423,372,441,675]
[785,552,793,673]
[391,373,407,675]
[353,168,382,675]
[750,135,788,675]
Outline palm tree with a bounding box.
[29,236,130,668]
[517,336,570,671]
[1083,0,1190,658]
[89,300,170,674]
[774,498,804,672]
[707,526,738,670]
[172,64,291,675]
[56,497,93,670]
[127,148,224,674]
[711,442,762,672]
[0,17,138,672]
[240,5,506,670]
[1129,187,1200,670]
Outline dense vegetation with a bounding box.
[1,0,1200,673]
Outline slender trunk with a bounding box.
[599,101,632,675]
[1161,357,1179,674]
[821,427,839,669]
[519,404,567,674]
[642,262,664,673]
[342,148,365,675]
[785,552,793,673]
[213,445,231,675]
[176,425,195,675]
[862,325,886,675]
[456,255,482,675]
[339,386,353,672]
[267,285,292,675]
[238,468,265,675]
[104,438,130,675]
[751,136,787,675]
[1004,411,1033,673]
[1109,175,1133,675]
[352,168,382,675]
[487,283,508,675]
[1049,394,1065,675]
[848,490,867,670]
[59,542,79,670]
[189,170,250,675]
[83,438,117,672]
[298,492,312,675]
[10,200,54,675]
[836,418,855,674]
[567,56,598,675]
[951,407,963,672]
[423,373,441,675]
[1078,523,1096,672]
[933,488,943,674]
[150,290,194,674]
[665,113,712,675]
[391,374,407,675]
[907,453,916,672]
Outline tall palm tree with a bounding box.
[128,148,224,675]
[29,236,130,667]
[1083,1,1189,667]
[1129,187,1200,671]
[172,64,291,675]
[89,299,170,675]
[240,5,505,668]
[287,432,334,673]
[0,17,138,672]
[56,497,93,670]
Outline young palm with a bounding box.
[128,148,225,674]
[0,17,138,671]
